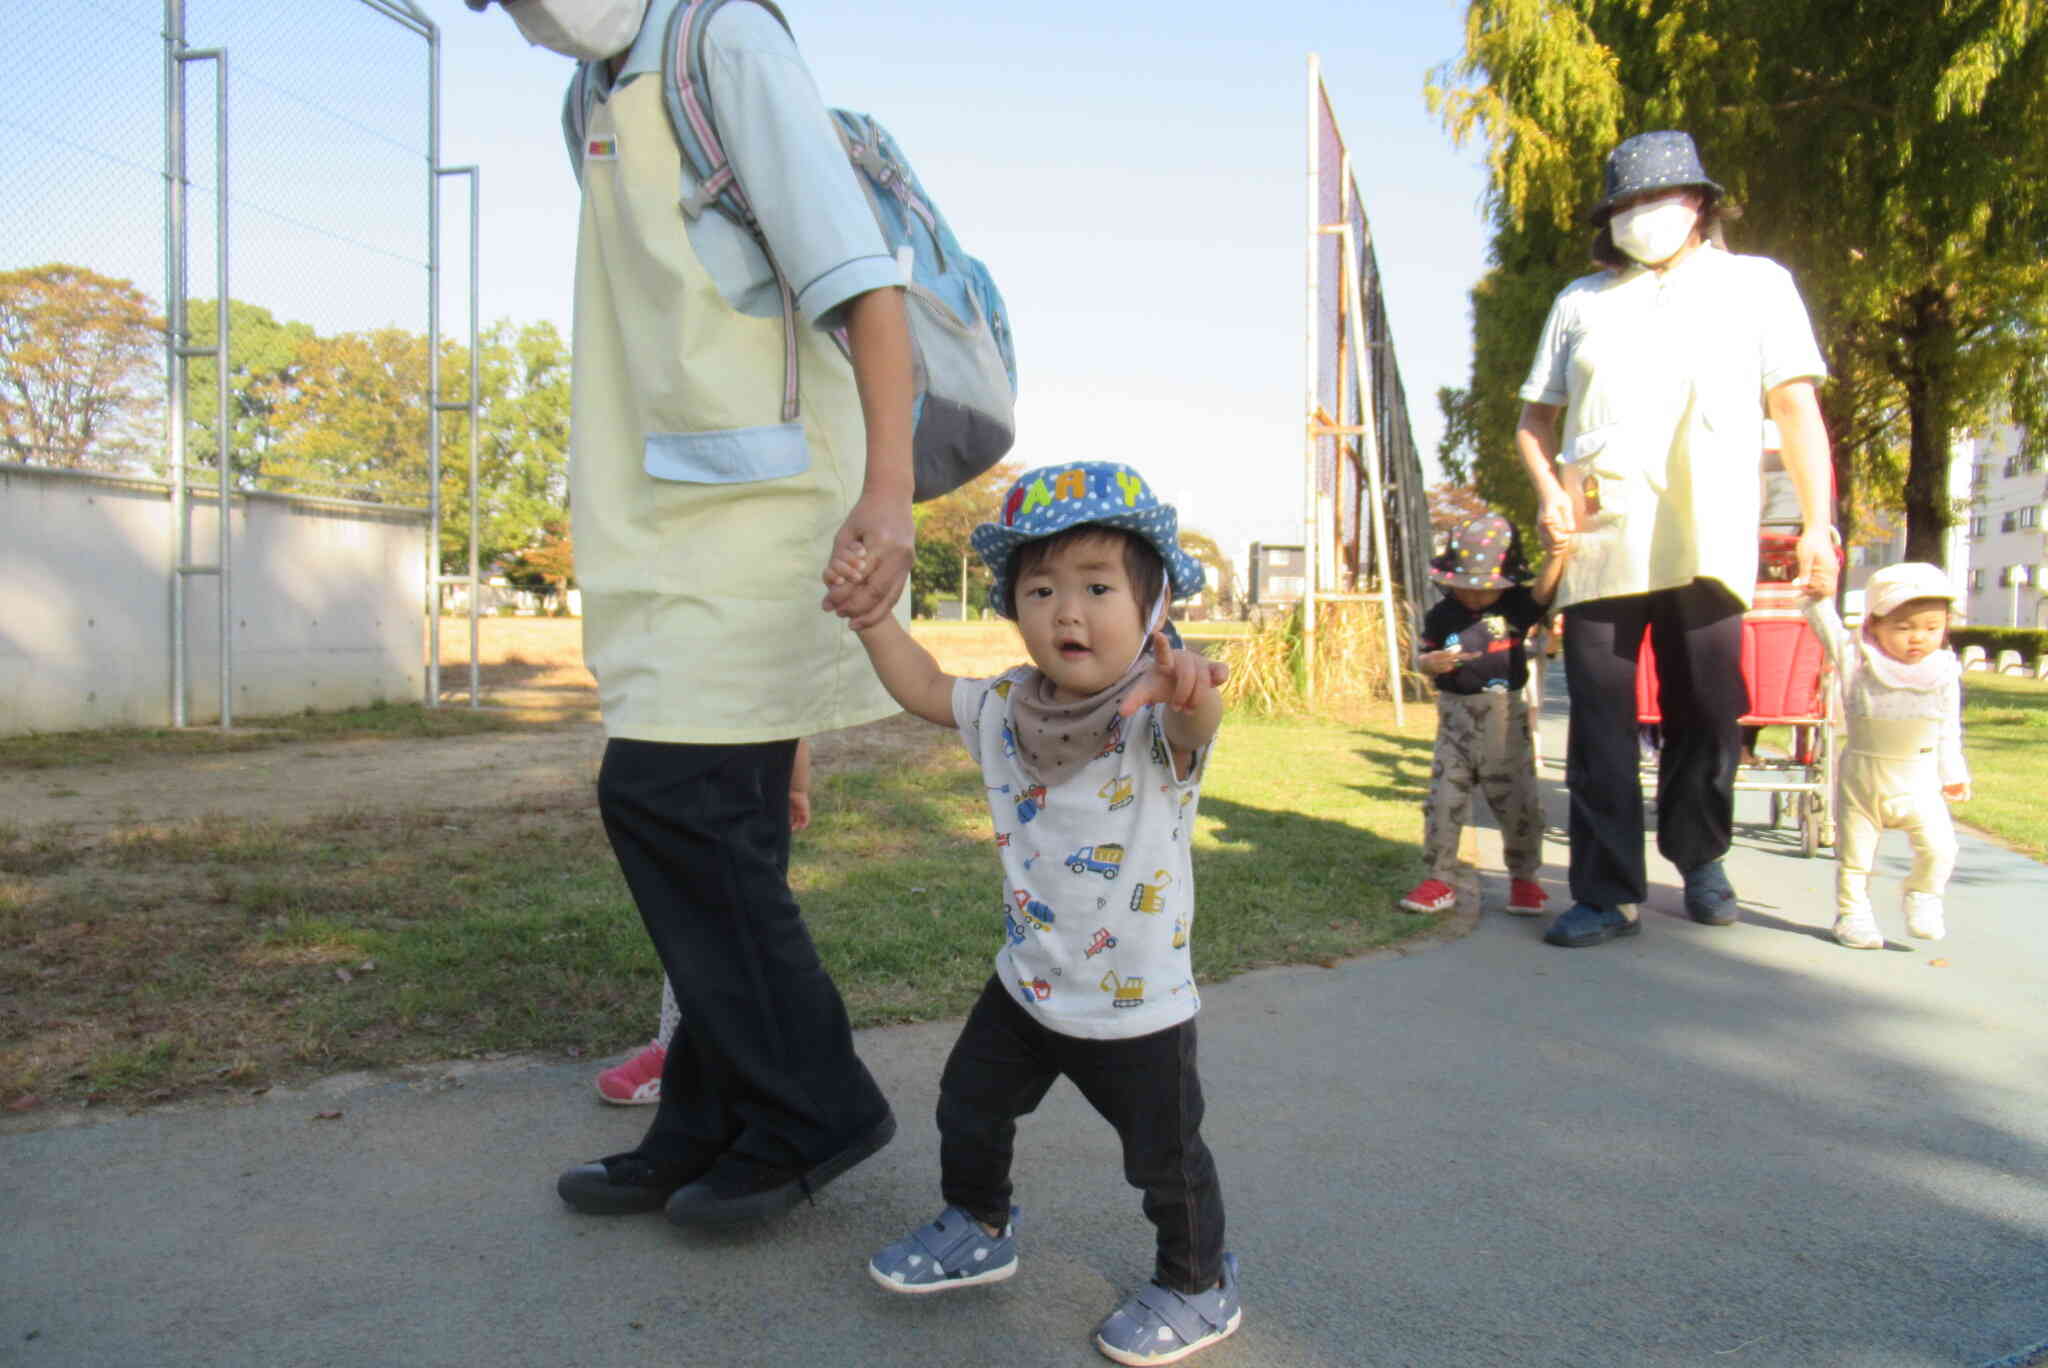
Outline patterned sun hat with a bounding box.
[972,461,1205,620]
[1589,130,1725,224]
[1429,513,1532,590]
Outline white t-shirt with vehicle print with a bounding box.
[952,667,1207,1041]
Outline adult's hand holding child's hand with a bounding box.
[822,491,913,630]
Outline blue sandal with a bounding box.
[868,1205,1019,1295]
[1093,1252,1242,1365]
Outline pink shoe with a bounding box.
[1399,878,1456,914]
[1505,879,1549,917]
[595,1042,665,1106]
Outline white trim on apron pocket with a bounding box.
[643,422,810,483]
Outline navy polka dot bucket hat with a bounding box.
[1430,513,1532,591]
[972,461,1205,619]
[1589,130,1724,225]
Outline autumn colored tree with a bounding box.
[0,263,163,470]
[910,459,1025,615]
[1429,0,2048,565]
[1426,480,1493,535]
[1176,527,1236,616]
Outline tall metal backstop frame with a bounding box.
[158,0,479,727]
[1303,55,1433,723]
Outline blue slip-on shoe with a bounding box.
[1542,902,1640,948]
[1093,1251,1242,1366]
[1681,860,1739,925]
[869,1204,1019,1294]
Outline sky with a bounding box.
[3,0,1496,569]
[416,0,1496,564]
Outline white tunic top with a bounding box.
[1519,246,1827,611]
[954,667,1207,1041]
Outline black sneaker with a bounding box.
[1681,861,1739,925]
[665,1110,897,1228]
[1542,902,1640,948]
[556,1149,719,1215]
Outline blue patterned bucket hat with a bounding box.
[1589,130,1724,224]
[1430,513,1532,590]
[972,461,1205,619]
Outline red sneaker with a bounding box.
[595,1042,665,1106]
[1398,878,1456,914]
[1505,879,1549,917]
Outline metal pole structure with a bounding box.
[425,25,443,707]
[167,1,232,729]
[1337,212,1405,727]
[164,0,188,727]
[429,163,484,706]
[208,49,231,727]
[1302,55,1321,703]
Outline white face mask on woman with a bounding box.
[503,0,649,62]
[1609,195,1700,266]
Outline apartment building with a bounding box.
[1846,423,2047,626]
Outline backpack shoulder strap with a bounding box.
[561,59,599,182]
[665,0,793,225]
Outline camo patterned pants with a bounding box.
[1422,691,1543,880]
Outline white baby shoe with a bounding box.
[1832,908,1884,950]
[1904,892,1947,942]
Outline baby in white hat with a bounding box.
[1803,563,1971,949]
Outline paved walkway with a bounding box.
[7,676,2046,1367]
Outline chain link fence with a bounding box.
[1,0,447,498]
[1,1,472,729]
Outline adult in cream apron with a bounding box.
[556,56,896,1220]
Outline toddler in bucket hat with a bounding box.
[1429,512,1533,591]
[839,461,1245,1366]
[971,461,1205,620]
[1401,509,1569,923]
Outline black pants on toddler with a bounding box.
[938,975,1224,1295]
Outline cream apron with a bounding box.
[569,75,901,742]
[1553,255,1769,613]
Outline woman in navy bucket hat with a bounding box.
[1512,130,1839,948]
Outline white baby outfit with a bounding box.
[1803,598,1967,922]
[952,666,1205,1041]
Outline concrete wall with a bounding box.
[1,462,427,734]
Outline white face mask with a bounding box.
[1609,195,1700,266]
[504,0,650,62]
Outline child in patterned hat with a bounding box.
[1399,511,1570,919]
[838,460,1244,1366]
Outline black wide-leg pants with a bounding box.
[937,976,1224,1295]
[595,738,888,1173]
[1562,579,1749,909]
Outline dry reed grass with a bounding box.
[1219,602,1417,715]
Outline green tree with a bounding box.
[910,459,1025,616]
[438,320,572,574]
[180,298,315,486]
[0,263,163,470]
[1429,0,2048,565]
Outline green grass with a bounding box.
[0,700,534,771]
[1959,672,2048,859]
[0,707,1434,1109]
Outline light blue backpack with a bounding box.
[562,0,1017,502]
